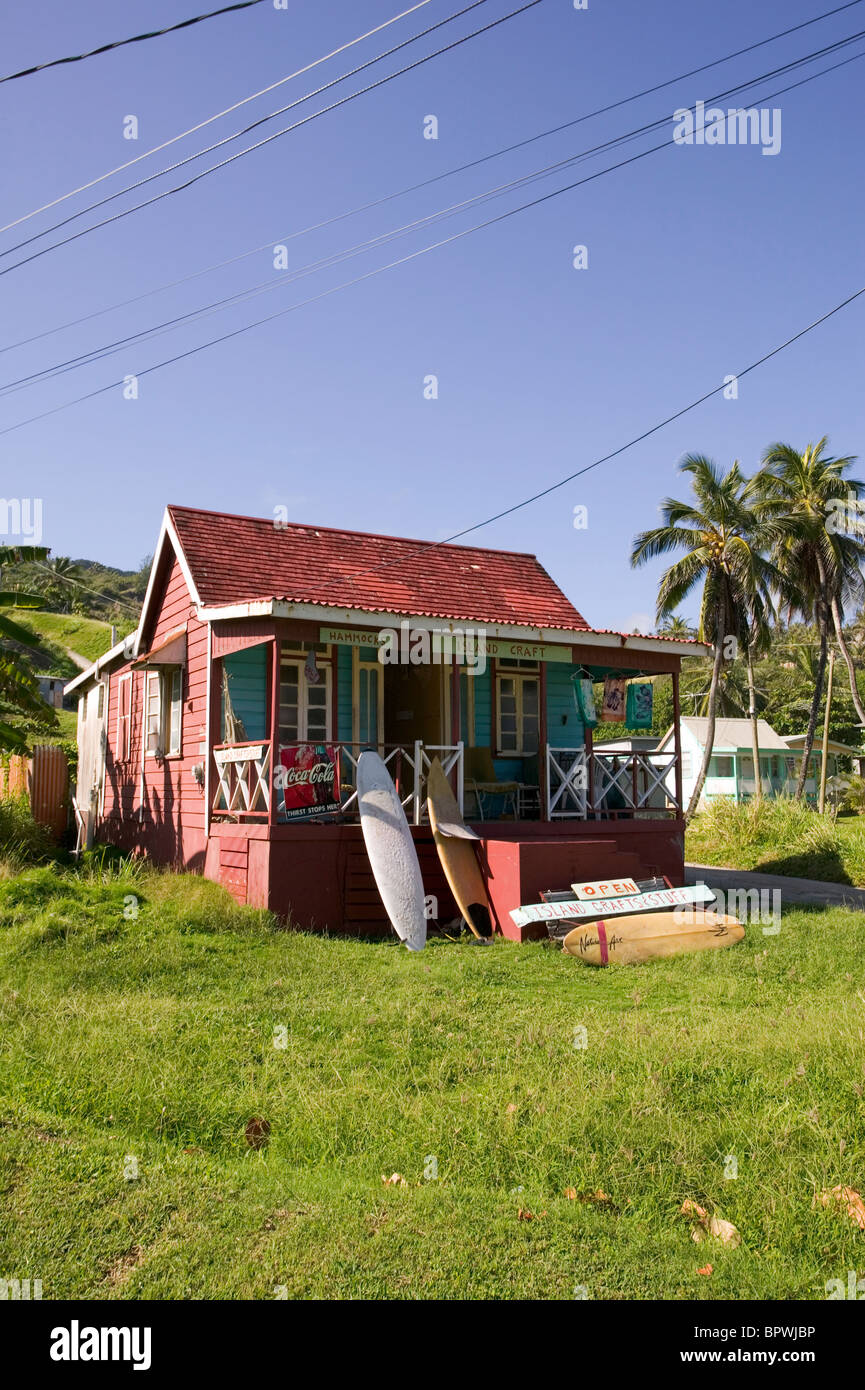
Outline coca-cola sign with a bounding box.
[278,744,341,820]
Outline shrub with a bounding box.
[688,794,852,880]
[837,774,865,816]
[0,796,55,871]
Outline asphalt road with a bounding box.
[685,862,865,910]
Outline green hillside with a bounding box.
[11,610,116,667]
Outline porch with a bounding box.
[210,737,684,825]
[201,615,687,934]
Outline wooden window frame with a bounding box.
[143,666,183,759]
[495,664,540,757]
[278,651,333,745]
[116,672,133,762]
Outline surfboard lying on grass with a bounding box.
[426,757,493,939]
[509,883,717,932]
[357,750,426,952]
[562,910,744,966]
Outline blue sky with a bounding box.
[2,0,863,633]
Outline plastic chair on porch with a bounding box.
[464,746,519,821]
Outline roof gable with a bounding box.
[166,505,590,631]
[679,717,791,751]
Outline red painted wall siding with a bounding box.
[99,555,209,868]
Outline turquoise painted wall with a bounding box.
[222,645,268,741]
[222,649,586,758]
[465,661,584,778]
[336,643,353,741]
[546,662,584,750]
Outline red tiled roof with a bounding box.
[167,505,590,631]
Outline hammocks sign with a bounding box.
[278,744,341,820]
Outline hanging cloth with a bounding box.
[304,648,321,685]
[572,675,598,729]
[600,676,627,722]
[625,681,653,729]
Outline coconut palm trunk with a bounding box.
[830,593,865,724]
[686,619,725,821]
[746,646,762,803]
[796,608,828,799]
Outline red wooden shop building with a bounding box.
[66,505,704,940]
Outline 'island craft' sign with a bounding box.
[510,883,716,928]
[484,639,571,663]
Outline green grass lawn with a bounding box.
[2,864,864,1300]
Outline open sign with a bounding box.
[572,878,638,900]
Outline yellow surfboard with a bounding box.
[426,757,494,939]
[562,910,744,965]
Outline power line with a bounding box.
[0,0,437,236]
[3,40,864,399]
[1,39,862,438]
[5,0,865,360]
[0,0,541,275]
[2,46,863,438]
[0,0,269,84]
[440,289,865,545]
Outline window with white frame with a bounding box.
[279,644,332,744]
[496,660,539,756]
[143,666,183,756]
[116,673,132,761]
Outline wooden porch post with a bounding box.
[538,659,548,820]
[208,653,223,828]
[269,636,280,826]
[672,666,683,815]
[451,653,460,747]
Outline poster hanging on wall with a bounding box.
[278,744,341,820]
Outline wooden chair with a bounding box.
[464,746,519,820]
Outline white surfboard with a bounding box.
[357,751,427,952]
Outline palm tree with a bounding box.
[35,555,83,613]
[680,657,752,718]
[658,613,696,639]
[631,456,778,821]
[755,439,865,797]
[0,544,53,751]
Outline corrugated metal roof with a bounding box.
[681,717,792,751]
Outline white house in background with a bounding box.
[656,716,865,807]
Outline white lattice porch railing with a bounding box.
[335,743,417,818]
[591,749,681,814]
[546,747,588,818]
[412,741,464,824]
[546,746,681,818]
[275,741,464,825]
[212,741,271,817]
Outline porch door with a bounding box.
[278,657,332,743]
[77,680,108,847]
[383,662,448,747]
[354,651,384,749]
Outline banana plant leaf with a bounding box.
[0,545,49,565]
[0,720,28,753]
[0,591,46,608]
